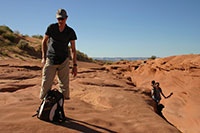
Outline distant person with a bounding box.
[40,8,77,100]
[151,81,173,113]
[151,80,156,89]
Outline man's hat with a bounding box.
[56,8,68,19]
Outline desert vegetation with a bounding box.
[0,25,94,62]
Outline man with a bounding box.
[40,8,77,100]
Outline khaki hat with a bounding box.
[56,8,68,19]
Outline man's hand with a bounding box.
[72,66,77,77]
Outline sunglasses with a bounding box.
[57,18,65,21]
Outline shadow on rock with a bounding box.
[157,104,181,132]
[53,117,117,133]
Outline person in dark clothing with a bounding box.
[151,81,173,113]
[40,8,77,100]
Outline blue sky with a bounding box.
[0,0,199,57]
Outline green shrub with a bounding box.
[76,50,93,62]
[70,49,93,62]
[17,40,29,49]
[149,55,156,60]
[104,61,113,65]
[0,29,5,34]
[23,34,29,37]
[0,40,3,46]
[0,25,13,34]
[2,33,17,42]
[35,45,42,57]
[0,50,9,56]
[35,45,41,52]
[77,50,88,60]
[32,34,43,39]
[0,39,14,46]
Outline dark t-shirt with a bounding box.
[152,87,162,103]
[45,23,77,65]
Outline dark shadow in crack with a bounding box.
[0,84,35,92]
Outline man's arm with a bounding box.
[41,35,49,65]
[70,40,77,77]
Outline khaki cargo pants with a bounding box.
[40,58,69,99]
